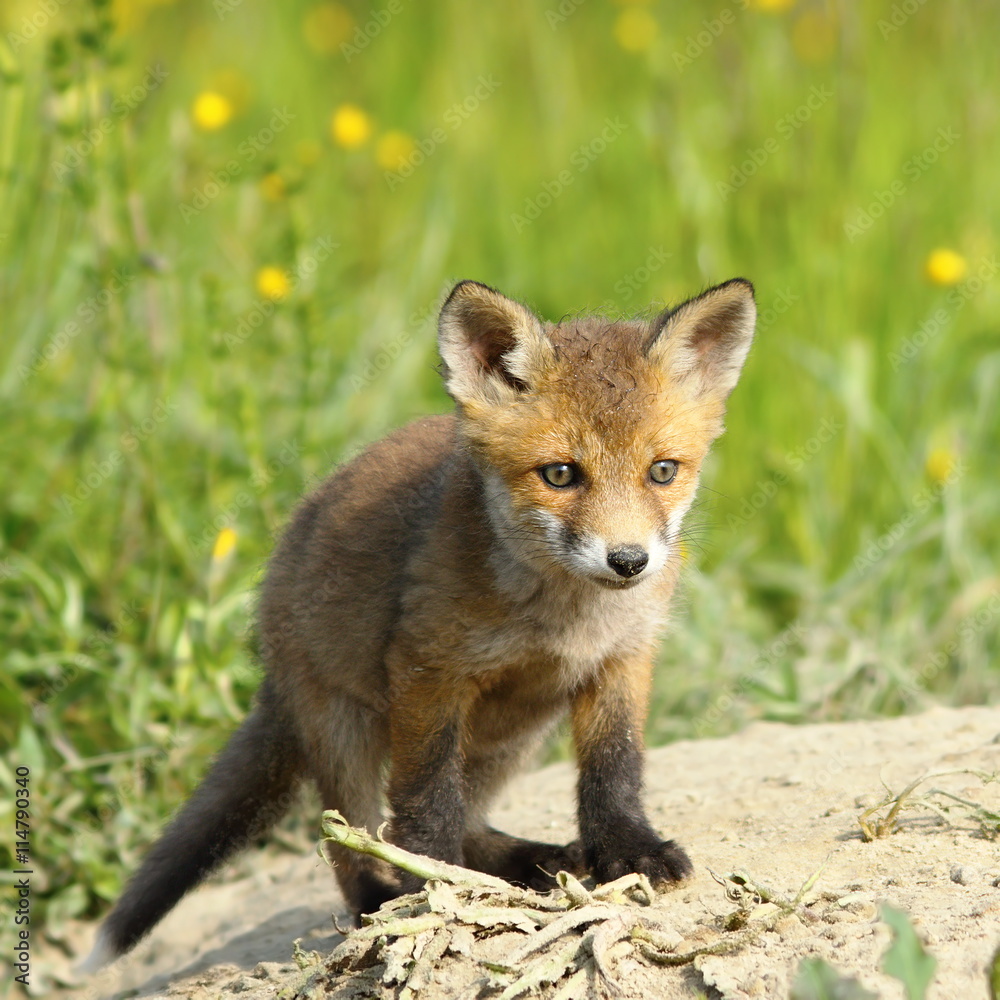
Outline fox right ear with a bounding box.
[646,278,756,404]
[438,281,554,408]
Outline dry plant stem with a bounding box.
[321,810,510,890]
[398,929,452,998]
[858,768,998,840]
[316,813,838,998]
[351,913,446,940]
[592,871,657,905]
[556,870,593,906]
[550,964,592,1000]
[793,855,831,904]
[582,915,629,991]
[644,859,835,965]
[633,923,744,967]
[497,938,584,1000]
[505,906,611,964]
[926,786,1000,829]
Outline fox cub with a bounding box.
[90,277,756,967]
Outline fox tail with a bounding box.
[81,679,302,972]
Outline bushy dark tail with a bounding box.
[83,680,302,970]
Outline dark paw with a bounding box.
[519,839,586,890]
[351,870,405,919]
[591,834,693,886]
[464,831,587,890]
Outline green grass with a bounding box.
[1,0,998,939]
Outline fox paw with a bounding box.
[484,838,586,890]
[590,834,692,886]
[521,839,586,889]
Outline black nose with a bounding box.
[606,545,649,578]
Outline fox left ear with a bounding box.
[438,280,554,408]
[646,278,756,402]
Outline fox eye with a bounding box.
[650,459,678,485]
[539,463,579,488]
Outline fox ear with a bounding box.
[438,281,553,407]
[646,278,756,402]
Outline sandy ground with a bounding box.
[34,704,1000,1000]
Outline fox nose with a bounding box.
[606,545,649,578]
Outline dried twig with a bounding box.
[300,813,832,999]
[858,768,998,841]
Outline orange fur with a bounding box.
[91,277,756,966]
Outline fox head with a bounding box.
[438,279,756,590]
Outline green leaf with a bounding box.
[880,904,937,1000]
[791,958,878,1000]
[16,722,46,774]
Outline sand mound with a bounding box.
[42,705,1000,1000]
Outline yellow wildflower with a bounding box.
[303,3,355,54]
[925,447,956,485]
[260,172,287,201]
[924,248,967,286]
[375,131,416,172]
[331,104,372,149]
[256,267,291,301]
[211,527,238,562]
[614,8,658,51]
[192,91,233,131]
[747,0,796,11]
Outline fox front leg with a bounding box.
[572,653,693,886]
[384,660,474,894]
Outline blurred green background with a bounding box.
[1,0,997,951]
